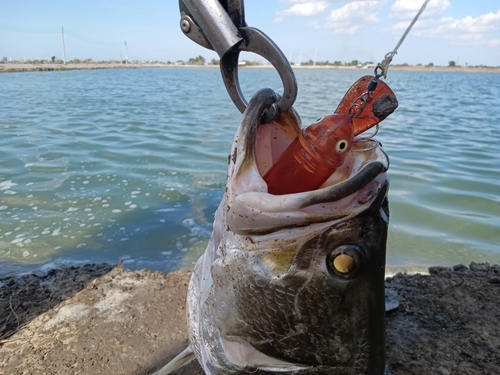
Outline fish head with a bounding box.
[187,89,390,375]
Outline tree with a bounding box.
[426,62,434,67]
[448,60,456,67]
[188,55,205,65]
[51,56,56,63]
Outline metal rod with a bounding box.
[61,26,66,64]
[181,0,242,57]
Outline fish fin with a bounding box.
[153,346,196,375]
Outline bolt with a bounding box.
[181,19,191,33]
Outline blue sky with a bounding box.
[1,0,499,66]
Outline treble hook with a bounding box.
[179,0,297,123]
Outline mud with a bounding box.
[0,262,498,375]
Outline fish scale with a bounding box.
[200,196,388,373]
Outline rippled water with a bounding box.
[0,68,499,275]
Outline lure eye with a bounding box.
[335,139,349,154]
[327,245,365,279]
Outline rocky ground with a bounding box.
[0,262,499,375]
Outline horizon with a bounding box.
[1,1,499,67]
[2,57,499,69]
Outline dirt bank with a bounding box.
[1,62,499,74]
[0,262,499,374]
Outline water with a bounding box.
[0,67,499,275]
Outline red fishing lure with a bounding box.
[264,114,353,195]
[263,76,397,195]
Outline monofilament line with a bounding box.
[377,0,431,78]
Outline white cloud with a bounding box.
[280,1,330,17]
[276,1,387,34]
[391,9,500,46]
[442,11,500,34]
[327,1,384,34]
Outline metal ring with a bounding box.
[220,27,297,123]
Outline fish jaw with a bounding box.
[187,89,390,374]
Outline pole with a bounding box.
[125,41,128,64]
[61,26,67,64]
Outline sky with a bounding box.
[1,0,499,67]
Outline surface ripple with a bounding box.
[0,68,498,274]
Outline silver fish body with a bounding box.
[186,89,390,375]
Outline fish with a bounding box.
[156,88,390,375]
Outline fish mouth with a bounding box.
[225,88,389,236]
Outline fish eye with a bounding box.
[315,117,324,123]
[333,254,355,273]
[327,245,365,279]
[335,140,349,154]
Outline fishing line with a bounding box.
[376,0,431,78]
[352,0,430,150]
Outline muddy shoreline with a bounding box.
[0,262,499,374]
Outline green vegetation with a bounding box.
[2,55,499,70]
[241,60,262,66]
[187,55,205,65]
[299,59,373,67]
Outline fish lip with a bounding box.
[296,155,388,208]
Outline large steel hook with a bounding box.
[178,0,297,123]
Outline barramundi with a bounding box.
[156,88,391,375]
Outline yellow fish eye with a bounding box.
[336,139,349,154]
[333,254,356,274]
[327,245,365,279]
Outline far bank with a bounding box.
[1,62,499,74]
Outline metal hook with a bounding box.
[219,27,297,123]
[179,0,244,57]
[179,0,297,123]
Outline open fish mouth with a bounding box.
[187,88,390,375]
[225,88,389,236]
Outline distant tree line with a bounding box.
[1,56,497,69]
[300,59,367,66]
